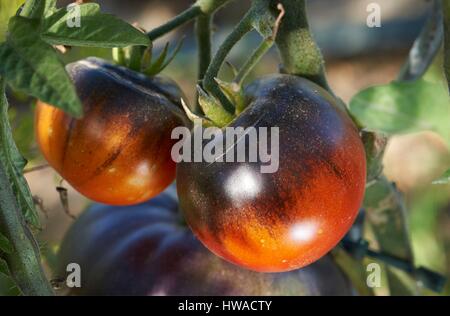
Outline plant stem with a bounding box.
[203,11,254,112]
[274,0,330,91]
[398,0,443,81]
[0,79,53,296]
[234,39,273,86]
[196,14,212,81]
[195,13,213,113]
[232,2,285,86]
[341,237,446,293]
[147,5,202,41]
[23,164,49,174]
[147,0,232,41]
[443,0,450,92]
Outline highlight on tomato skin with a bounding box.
[176,74,367,273]
[35,57,189,206]
[57,186,354,296]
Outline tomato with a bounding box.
[176,74,366,272]
[57,186,353,295]
[35,57,188,205]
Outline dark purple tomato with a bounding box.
[36,57,189,205]
[176,74,366,272]
[57,186,353,296]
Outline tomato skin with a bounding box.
[58,186,353,296]
[35,58,188,205]
[176,74,366,272]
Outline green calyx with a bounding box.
[215,78,246,114]
[112,38,184,76]
[197,85,236,127]
[193,76,249,128]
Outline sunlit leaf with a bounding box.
[432,168,450,184]
[364,177,420,295]
[41,3,150,48]
[0,16,82,117]
[350,79,450,144]
[0,0,23,41]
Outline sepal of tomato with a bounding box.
[57,186,353,296]
[35,58,189,205]
[176,74,367,272]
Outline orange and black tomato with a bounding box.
[176,75,367,272]
[35,57,188,205]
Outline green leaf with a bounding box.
[361,131,387,182]
[0,233,13,254]
[0,257,10,276]
[364,178,413,261]
[332,247,375,296]
[215,78,246,114]
[432,168,450,184]
[143,43,168,75]
[364,177,421,295]
[143,40,186,76]
[41,3,150,48]
[44,0,57,14]
[0,0,24,41]
[8,107,36,160]
[20,0,56,19]
[197,85,234,127]
[0,257,21,295]
[349,79,450,144]
[0,16,82,117]
[0,272,21,296]
[0,78,40,227]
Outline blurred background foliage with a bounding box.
[0,0,449,295]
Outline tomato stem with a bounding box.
[202,10,254,113]
[147,6,202,41]
[233,2,285,86]
[274,0,331,91]
[196,14,213,81]
[23,164,50,174]
[147,0,233,41]
[195,13,213,113]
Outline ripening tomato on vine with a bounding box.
[0,0,448,296]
